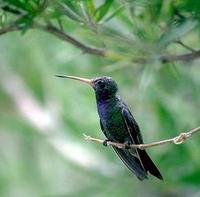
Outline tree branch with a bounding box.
[0,25,19,36]
[33,24,200,63]
[33,24,106,56]
[84,126,200,150]
[175,40,196,52]
[159,50,200,63]
[2,22,200,64]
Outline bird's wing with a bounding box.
[121,104,143,144]
[100,119,107,138]
[121,106,163,180]
[112,147,148,180]
[99,119,148,181]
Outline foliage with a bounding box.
[0,0,200,196]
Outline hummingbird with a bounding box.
[56,75,163,181]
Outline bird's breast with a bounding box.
[97,100,127,142]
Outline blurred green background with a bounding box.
[0,0,200,196]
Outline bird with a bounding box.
[56,75,163,181]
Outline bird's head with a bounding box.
[56,75,118,101]
[92,76,118,101]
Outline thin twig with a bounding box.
[175,40,196,52]
[33,24,105,56]
[84,126,200,150]
[159,50,200,63]
[0,25,19,35]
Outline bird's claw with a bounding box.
[124,141,131,149]
[103,139,110,147]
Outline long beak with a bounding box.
[55,75,94,87]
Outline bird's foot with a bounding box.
[103,139,110,147]
[124,141,131,149]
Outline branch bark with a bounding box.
[175,40,196,52]
[0,25,19,36]
[159,50,200,63]
[33,24,106,56]
[84,126,200,150]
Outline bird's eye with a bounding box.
[97,81,105,88]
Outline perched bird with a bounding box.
[56,75,163,181]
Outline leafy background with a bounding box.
[0,0,200,196]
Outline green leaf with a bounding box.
[3,0,40,15]
[59,2,83,22]
[104,5,124,22]
[0,12,6,27]
[86,0,96,17]
[16,15,34,34]
[95,0,114,21]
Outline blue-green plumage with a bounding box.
[56,75,163,181]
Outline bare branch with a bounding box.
[175,40,195,52]
[84,126,200,150]
[33,24,106,56]
[0,25,19,36]
[33,24,200,63]
[2,21,200,64]
[159,50,200,63]
[175,40,196,52]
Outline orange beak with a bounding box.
[55,75,94,87]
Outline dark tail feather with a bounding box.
[113,147,148,181]
[137,149,163,180]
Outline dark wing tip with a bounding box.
[113,147,148,181]
[137,149,163,181]
[156,173,164,181]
